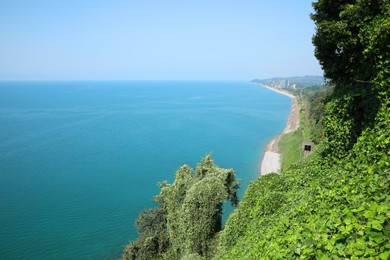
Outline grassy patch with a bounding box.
[279,95,305,171]
[278,129,303,171]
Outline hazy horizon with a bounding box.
[0,75,323,82]
[0,0,323,81]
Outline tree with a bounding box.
[122,207,169,260]
[311,0,390,89]
[123,154,240,259]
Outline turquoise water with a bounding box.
[0,81,290,259]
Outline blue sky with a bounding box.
[0,0,322,80]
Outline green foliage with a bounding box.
[214,2,390,259]
[122,206,169,260]
[123,154,239,260]
[278,130,303,171]
[311,0,390,88]
[180,176,228,257]
[305,89,333,143]
[312,0,389,160]
[215,101,390,259]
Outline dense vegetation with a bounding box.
[215,0,390,259]
[122,155,239,259]
[124,1,389,259]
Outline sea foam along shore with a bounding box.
[259,84,300,175]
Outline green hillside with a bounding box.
[215,1,390,259]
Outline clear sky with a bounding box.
[0,0,323,81]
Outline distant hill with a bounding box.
[250,75,326,90]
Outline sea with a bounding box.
[0,81,290,259]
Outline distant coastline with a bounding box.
[259,84,295,99]
[257,84,300,175]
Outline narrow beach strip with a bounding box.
[259,84,300,175]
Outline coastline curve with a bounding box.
[258,84,300,175]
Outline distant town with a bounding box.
[251,75,326,90]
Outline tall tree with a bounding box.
[311,0,390,89]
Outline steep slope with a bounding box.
[215,1,390,259]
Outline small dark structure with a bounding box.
[302,141,314,156]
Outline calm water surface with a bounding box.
[0,81,290,259]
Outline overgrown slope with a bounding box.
[215,1,390,259]
[215,98,390,259]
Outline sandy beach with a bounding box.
[259,84,300,175]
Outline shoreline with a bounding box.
[258,84,300,175]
